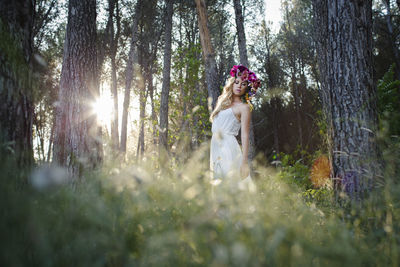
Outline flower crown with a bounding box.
[230,64,261,109]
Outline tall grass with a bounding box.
[1,140,399,266]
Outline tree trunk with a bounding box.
[148,66,158,146]
[54,0,102,179]
[397,0,400,10]
[0,0,34,166]
[232,0,256,160]
[178,10,187,133]
[136,55,149,160]
[47,116,55,162]
[264,31,280,159]
[192,81,201,148]
[291,69,303,149]
[33,110,46,161]
[136,80,147,160]
[159,0,174,150]
[272,97,281,157]
[195,0,220,110]
[108,0,120,151]
[233,0,248,67]
[120,1,140,153]
[313,0,382,199]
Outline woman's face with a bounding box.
[232,77,248,96]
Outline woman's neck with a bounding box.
[232,95,242,104]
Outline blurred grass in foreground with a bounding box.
[0,141,399,267]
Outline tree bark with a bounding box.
[232,0,256,160]
[148,37,160,148]
[263,23,280,158]
[136,73,148,160]
[0,0,34,166]
[120,1,140,153]
[148,66,158,146]
[159,0,174,150]
[313,0,382,199]
[195,0,220,111]
[108,0,120,151]
[54,0,102,179]
[47,115,55,162]
[33,109,46,161]
[233,0,249,67]
[291,69,303,149]
[272,98,281,156]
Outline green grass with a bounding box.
[1,142,399,266]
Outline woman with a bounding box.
[210,65,260,187]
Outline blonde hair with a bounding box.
[210,77,235,121]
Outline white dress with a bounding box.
[210,107,242,179]
[210,108,255,191]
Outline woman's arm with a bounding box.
[240,104,251,178]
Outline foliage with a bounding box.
[377,63,400,136]
[302,187,333,207]
[372,2,400,81]
[275,148,333,208]
[169,43,210,153]
[251,0,323,160]
[277,149,313,189]
[2,0,400,264]
[1,143,400,266]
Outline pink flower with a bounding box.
[229,64,261,98]
[230,65,239,77]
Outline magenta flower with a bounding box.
[229,64,261,99]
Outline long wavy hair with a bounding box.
[210,77,236,122]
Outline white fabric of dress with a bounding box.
[210,107,256,191]
[210,107,242,179]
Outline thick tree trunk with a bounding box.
[54,0,102,179]
[233,0,248,67]
[195,0,220,110]
[159,0,174,150]
[0,0,34,166]
[108,0,120,151]
[120,1,140,153]
[313,0,382,199]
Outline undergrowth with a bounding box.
[0,141,399,266]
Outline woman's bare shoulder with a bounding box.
[231,102,250,117]
[238,102,250,113]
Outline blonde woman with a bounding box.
[210,65,260,188]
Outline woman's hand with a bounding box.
[240,161,250,179]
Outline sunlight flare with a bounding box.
[92,94,113,125]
